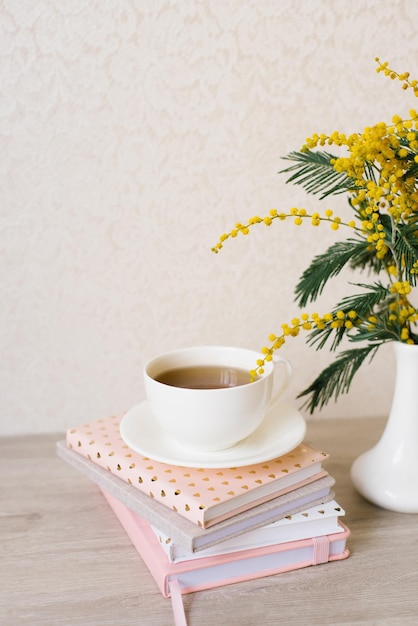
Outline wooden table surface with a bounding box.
[1,416,417,626]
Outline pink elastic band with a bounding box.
[168,579,188,626]
[312,535,330,565]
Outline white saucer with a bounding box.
[119,401,306,468]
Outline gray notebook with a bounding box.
[57,440,334,553]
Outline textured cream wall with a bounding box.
[1,0,417,435]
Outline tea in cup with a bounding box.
[144,346,292,452]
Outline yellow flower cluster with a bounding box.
[301,60,418,233]
[211,208,354,253]
[304,117,418,226]
[375,58,418,97]
[390,281,412,296]
[387,296,418,344]
[351,194,389,259]
[250,311,359,379]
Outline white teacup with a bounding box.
[144,346,292,452]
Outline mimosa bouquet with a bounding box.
[212,59,418,414]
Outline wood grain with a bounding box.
[1,417,417,626]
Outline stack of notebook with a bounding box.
[57,408,350,625]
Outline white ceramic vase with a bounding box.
[351,341,418,513]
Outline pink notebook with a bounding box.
[102,489,350,625]
[57,439,334,553]
[66,414,329,527]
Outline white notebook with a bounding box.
[152,499,345,563]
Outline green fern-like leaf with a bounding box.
[294,239,375,307]
[349,324,399,344]
[303,282,390,352]
[335,282,391,317]
[280,150,356,199]
[297,344,380,414]
[346,239,387,274]
[305,320,346,353]
[393,220,418,285]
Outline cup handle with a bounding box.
[268,354,293,411]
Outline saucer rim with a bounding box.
[119,400,306,468]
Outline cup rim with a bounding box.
[144,345,273,388]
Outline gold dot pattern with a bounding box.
[66,414,329,527]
